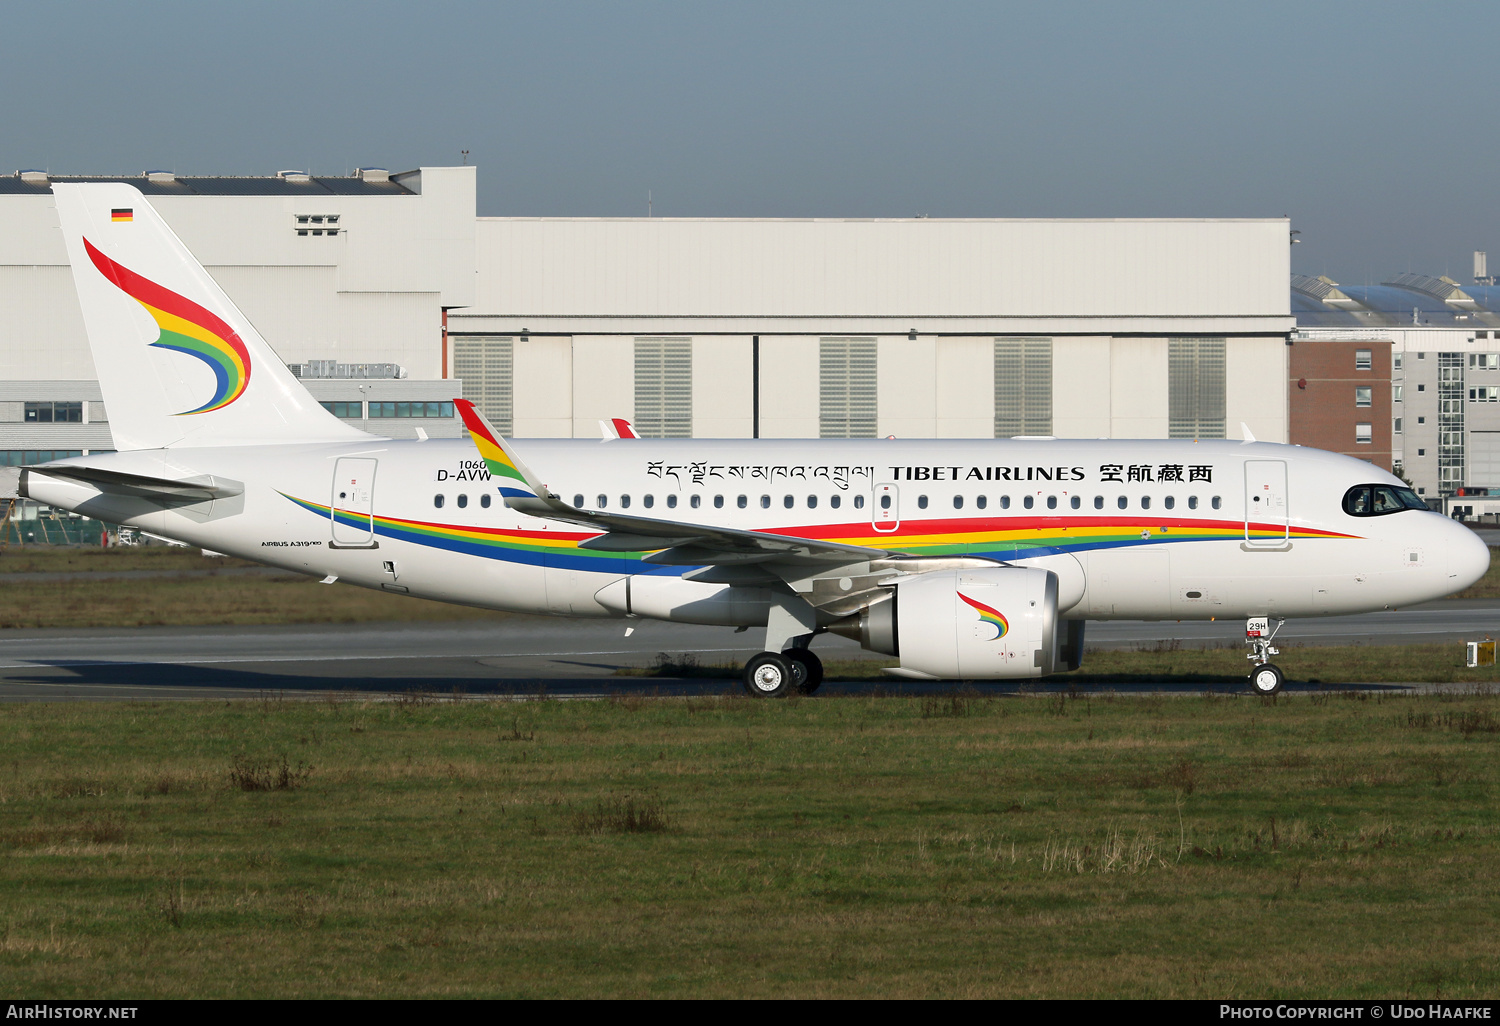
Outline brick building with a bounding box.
[1288,337,1393,472]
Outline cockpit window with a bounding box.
[1343,484,1427,517]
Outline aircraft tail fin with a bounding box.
[52,183,369,450]
[455,399,550,500]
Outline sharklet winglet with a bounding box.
[454,398,549,500]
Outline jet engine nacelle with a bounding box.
[853,567,1063,679]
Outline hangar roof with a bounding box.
[0,172,414,196]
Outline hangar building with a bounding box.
[0,165,1294,470]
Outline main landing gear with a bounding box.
[742,648,824,697]
[1245,616,1286,696]
[742,599,825,697]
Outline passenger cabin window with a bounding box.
[574,494,584,508]
[830,495,841,509]
[691,495,701,508]
[760,495,770,509]
[457,494,468,509]
[1117,496,1127,510]
[434,494,445,508]
[1211,497,1222,510]
[643,494,654,508]
[1071,496,1081,509]
[1023,496,1034,509]
[667,495,677,508]
[1164,496,1175,510]
[1046,496,1057,510]
[1141,496,1151,509]
[716,495,725,509]
[854,495,865,509]
[1094,496,1104,509]
[596,495,607,508]
[784,495,794,509]
[880,495,891,510]
[1343,484,1427,517]
[976,496,987,510]
[1188,496,1198,510]
[917,495,929,509]
[481,495,491,508]
[807,495,817,508]
[953,495,963,509]
[736,495,746,508]
[620,495,631,509]
[1000,496,1010,509]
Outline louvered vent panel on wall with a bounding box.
[452,336,514,436]
[1168,338,1226,439]
[819,338,878,438]
[993,337,1052,437]
[634,338,693,438]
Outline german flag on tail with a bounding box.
[111,208,132,222]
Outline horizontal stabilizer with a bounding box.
[21,464,243,503]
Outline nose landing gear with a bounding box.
[1246,616,1285,695]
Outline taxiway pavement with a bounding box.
[0,599,1496,700]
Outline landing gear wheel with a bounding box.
[743,651,797,697]
[783,648,824,695]
[1250,663,1285,696]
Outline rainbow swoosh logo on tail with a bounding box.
[958,592,1009,640]
[84,238,251,415]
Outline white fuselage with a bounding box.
[23,437,1489,625]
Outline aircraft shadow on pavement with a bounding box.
[1,660,1417,699]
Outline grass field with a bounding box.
[0,546,510,628]
[2,691,1500,998]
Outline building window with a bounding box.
[1393,385,1403,403]
[635,338,693,439]
[993,337,1052,438]
[0,450,83,466]
[1417,384,1425,391]
[367,402,454,418]
[1472,387,1500,403]
[1394,418,1403,433]
[319,401,364,419]
[294,214,340,237]
[1356,349,1372,370]
[23,401,82,423]
[1355,387,1372,407]
[820,337,877,438]
[1356,423,1372,444]
[1394,354,1404,371]
[1471,353,1500,371]
[1168,338,1226,439]
[453,336,514,436]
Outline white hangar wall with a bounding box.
[455,215,1293,443]
[0,168,1293,456]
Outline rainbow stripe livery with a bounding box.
[958,592,1009,639]
[282,490,1352,574]
[454,398,535,498]
[83,238,251,415]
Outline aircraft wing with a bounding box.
[455,399,889,566]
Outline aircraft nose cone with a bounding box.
[1446,521,1491,594]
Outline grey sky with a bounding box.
[3,1,1493,285]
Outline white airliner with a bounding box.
[19,185,1490,696]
